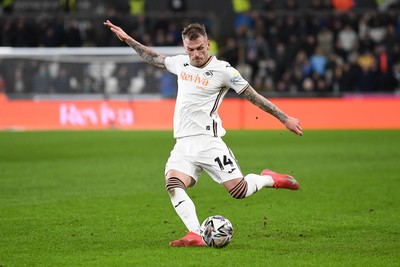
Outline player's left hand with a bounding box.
[284,117,303,136]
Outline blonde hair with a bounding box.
[181,23,207,40]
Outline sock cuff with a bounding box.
[166,177,186,192]
[229,178,248,199]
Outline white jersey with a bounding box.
[164,55,249,138]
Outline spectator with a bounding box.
[310,46,328,76]
[232,0,251,13]
[301,34,317,57]
[154,28,167,46]
[317,26,334,55]
[312,72,328,91]
[286,34,301,62]
[284,0,299,11]
[82,20,96,47]
[0,74,5,93]
[54,67,71,93]
[14,17,33,47]
[261,0,274,10]
[332,0,354,11]
[340,55,359,92]
[33,64,51,93]
[295,50,313,78]
[65,19,82,47]
[1,17,15,46]
[129,0,145,15]
[284,15,299,38]
[165,22,181,46]
[40,27,58,47]
[272,42,290,82]
[357,51,377,91]
[337,24,358,53]
[245,33,270,82]
[218,37,240,67]
[385,24,400,58]
[375,44,394,91]
[311,0,333,10]
[232,0,253,32]
[60,0,76,13]
[13,68,24,93]
[368,12,387,44]
[160,72,177,98]
[375,0,399,11]
[359,34,375,54]
[1,0,14,14]
[169,0,186,13]
[116,65,131,93]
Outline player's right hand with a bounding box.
[103,20,130,42]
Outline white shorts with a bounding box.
[165,134,243,185]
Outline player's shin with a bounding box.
[166,177,201,234]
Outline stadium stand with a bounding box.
[1,0,399,98]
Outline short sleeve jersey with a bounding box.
[164,55,249,138]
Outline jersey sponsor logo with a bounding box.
[183,63,189,67]
[179,71,210,89]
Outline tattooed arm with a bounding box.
[103,20,166,68]
[241,86,303,136]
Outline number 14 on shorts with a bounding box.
[214,155,235,172]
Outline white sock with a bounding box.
[169,188,201,234]
[244,173,274,197]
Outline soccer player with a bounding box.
[104,20,303,247]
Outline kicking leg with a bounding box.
[224,170,299,199]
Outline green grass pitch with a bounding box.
[0,130,399,266]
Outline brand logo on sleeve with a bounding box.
[230,71,244,84]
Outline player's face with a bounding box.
[183,36,210,67]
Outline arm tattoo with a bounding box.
[242,86,288,123]
[126,38,166,69]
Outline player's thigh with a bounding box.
[165,138,202,186]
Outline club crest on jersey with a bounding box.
[231,71,244,84]
[203,70,213,78]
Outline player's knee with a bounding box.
[228,178,248,199]
[165,177,186,195]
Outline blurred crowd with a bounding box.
[1,0,400,96]
[222,1,400,95]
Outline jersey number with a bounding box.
[214,155,234,170]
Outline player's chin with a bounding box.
[191,59,205,67]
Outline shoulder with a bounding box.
[210,56,232,69]
[165,55,190,73]
[166,54,189,64]
[212,58,241,78]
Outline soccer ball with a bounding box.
[200,215,234,248]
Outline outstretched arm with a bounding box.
[103,20,166,68]
[242,86,303,136]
